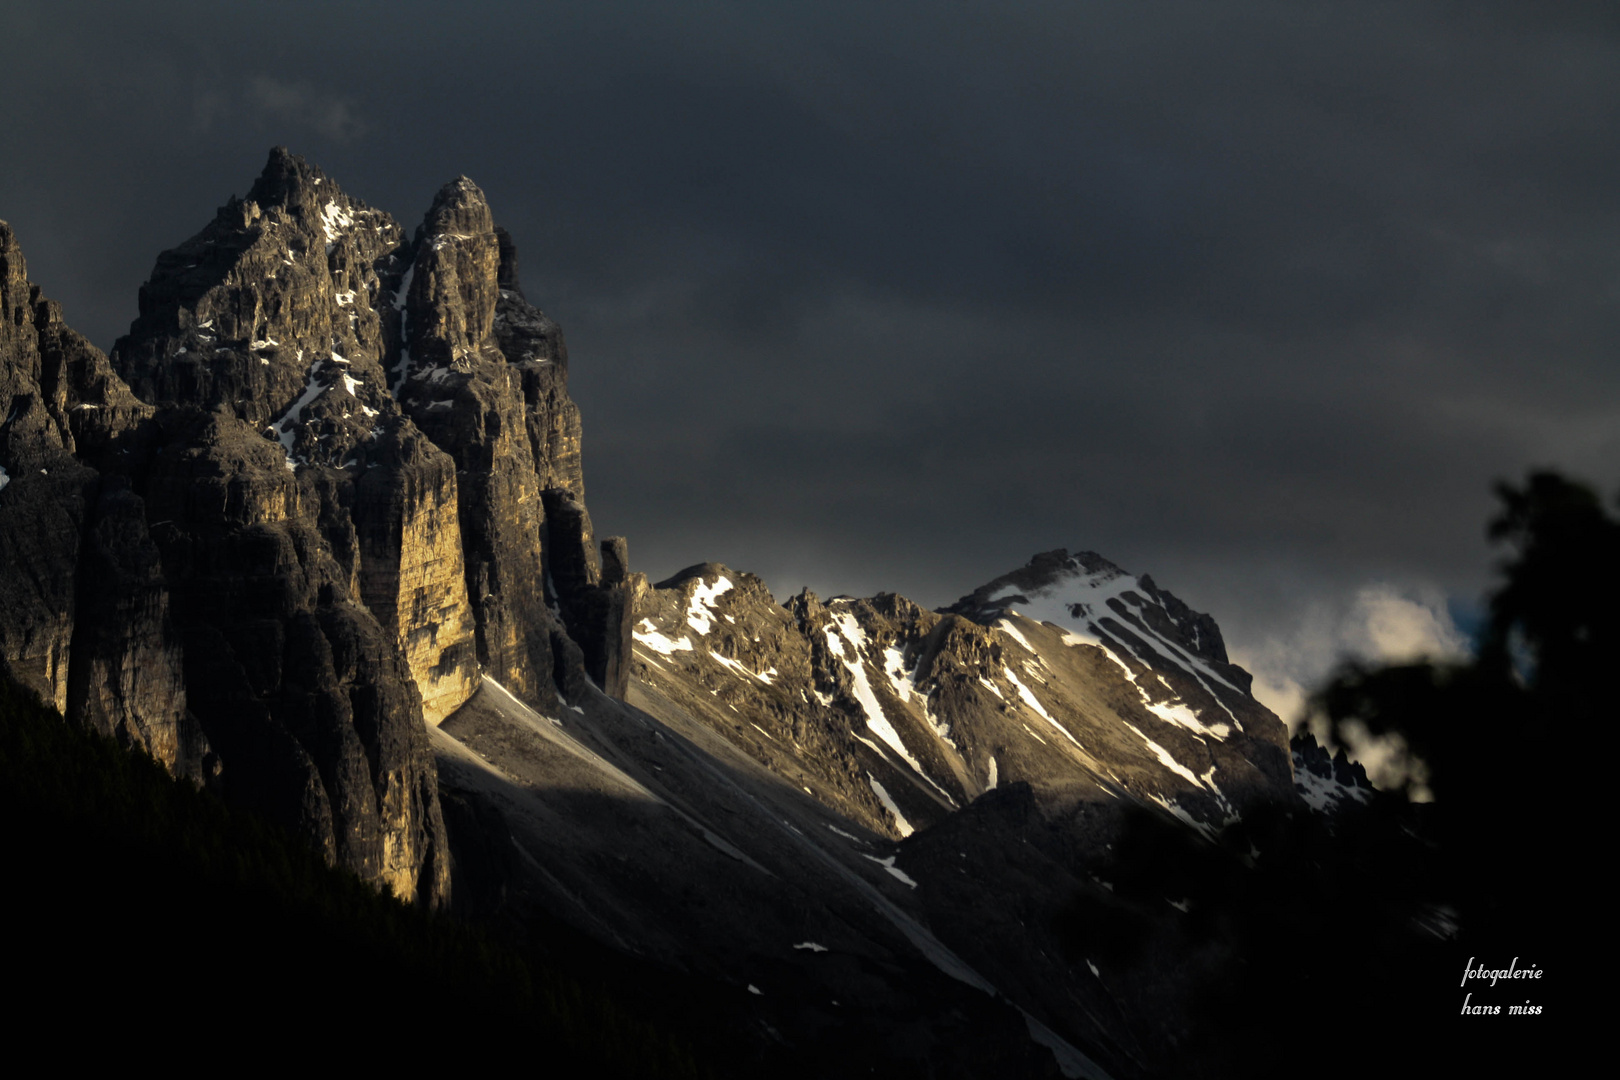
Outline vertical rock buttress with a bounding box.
[395,176,633,709]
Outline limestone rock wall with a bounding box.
[355,428,478,724]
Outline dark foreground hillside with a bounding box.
[0,672,744,1075]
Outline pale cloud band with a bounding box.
[1232,583,1468,796]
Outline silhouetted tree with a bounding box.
[1058,471,1602,1077]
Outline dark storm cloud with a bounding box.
[3,0,1617,717]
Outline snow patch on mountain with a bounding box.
[634,618,693,655]
[687,576,733,635]
[1147,792,1216,839]
[883,645,916,702]
[1047,612,1234,739]
[862,853,918,888]
[994,566,1243,720]
[319,199,354,250]
[997,617,1035,652]
[273,356,331,468]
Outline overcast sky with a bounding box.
[4,1,1617,724]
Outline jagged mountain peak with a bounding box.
[245,145,340,210]
[952,548,1127,613]
[110,147,407,462]
[1291,729,1375,813]
[946,547,1232,670]
[418,175,494,242]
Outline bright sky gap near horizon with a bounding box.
[3,1,1616,729]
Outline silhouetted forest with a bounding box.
[1059,471,1591,1077]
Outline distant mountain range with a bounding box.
[0,150,1374,1078]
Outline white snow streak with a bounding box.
[882,646,915,702]
[1146,792,1216,839]
[867,775,914,837]
[1122,722,1205,788]
[711,652,774,683]
[1003,667,1083,749]
[997,618,1036,652]
[1063,626,1231,739]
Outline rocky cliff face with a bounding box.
[1,220,187,770]
[1,149,633,907]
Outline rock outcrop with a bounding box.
[1290,729,1375,813]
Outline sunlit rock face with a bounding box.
[628,550,1294,843]
[0,149,631,906]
